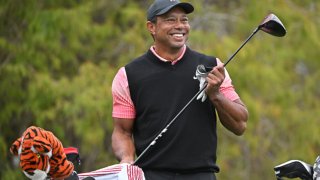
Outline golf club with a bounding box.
[134,13,286,165]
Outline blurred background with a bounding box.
[1,0,319,179]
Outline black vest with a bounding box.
[125,47,219,173]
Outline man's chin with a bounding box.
[171,42,186,49]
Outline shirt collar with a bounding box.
[150,45,186,65]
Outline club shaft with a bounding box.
[224,28,259,67]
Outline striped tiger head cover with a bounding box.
[10,126,74,180]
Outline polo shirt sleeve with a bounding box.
[217,58,240,101]
[111,67,136,119]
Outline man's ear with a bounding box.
[147,21,156,35]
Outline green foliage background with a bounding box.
[1,0,319,179]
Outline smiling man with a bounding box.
[111,0,248,179]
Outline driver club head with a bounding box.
[258,13,286,37]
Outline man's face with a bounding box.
[150,7,190,50]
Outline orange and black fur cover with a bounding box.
[10,126,74,179]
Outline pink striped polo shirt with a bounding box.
[112,46,240,119]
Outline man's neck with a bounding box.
[152,45,186,62]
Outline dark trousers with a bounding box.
[143,170,217,180]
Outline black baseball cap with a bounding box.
[147,0,194,21]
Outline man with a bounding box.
[111,0,249,179]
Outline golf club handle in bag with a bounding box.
[274,156,320,180]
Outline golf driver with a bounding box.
[134,13,286,165]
